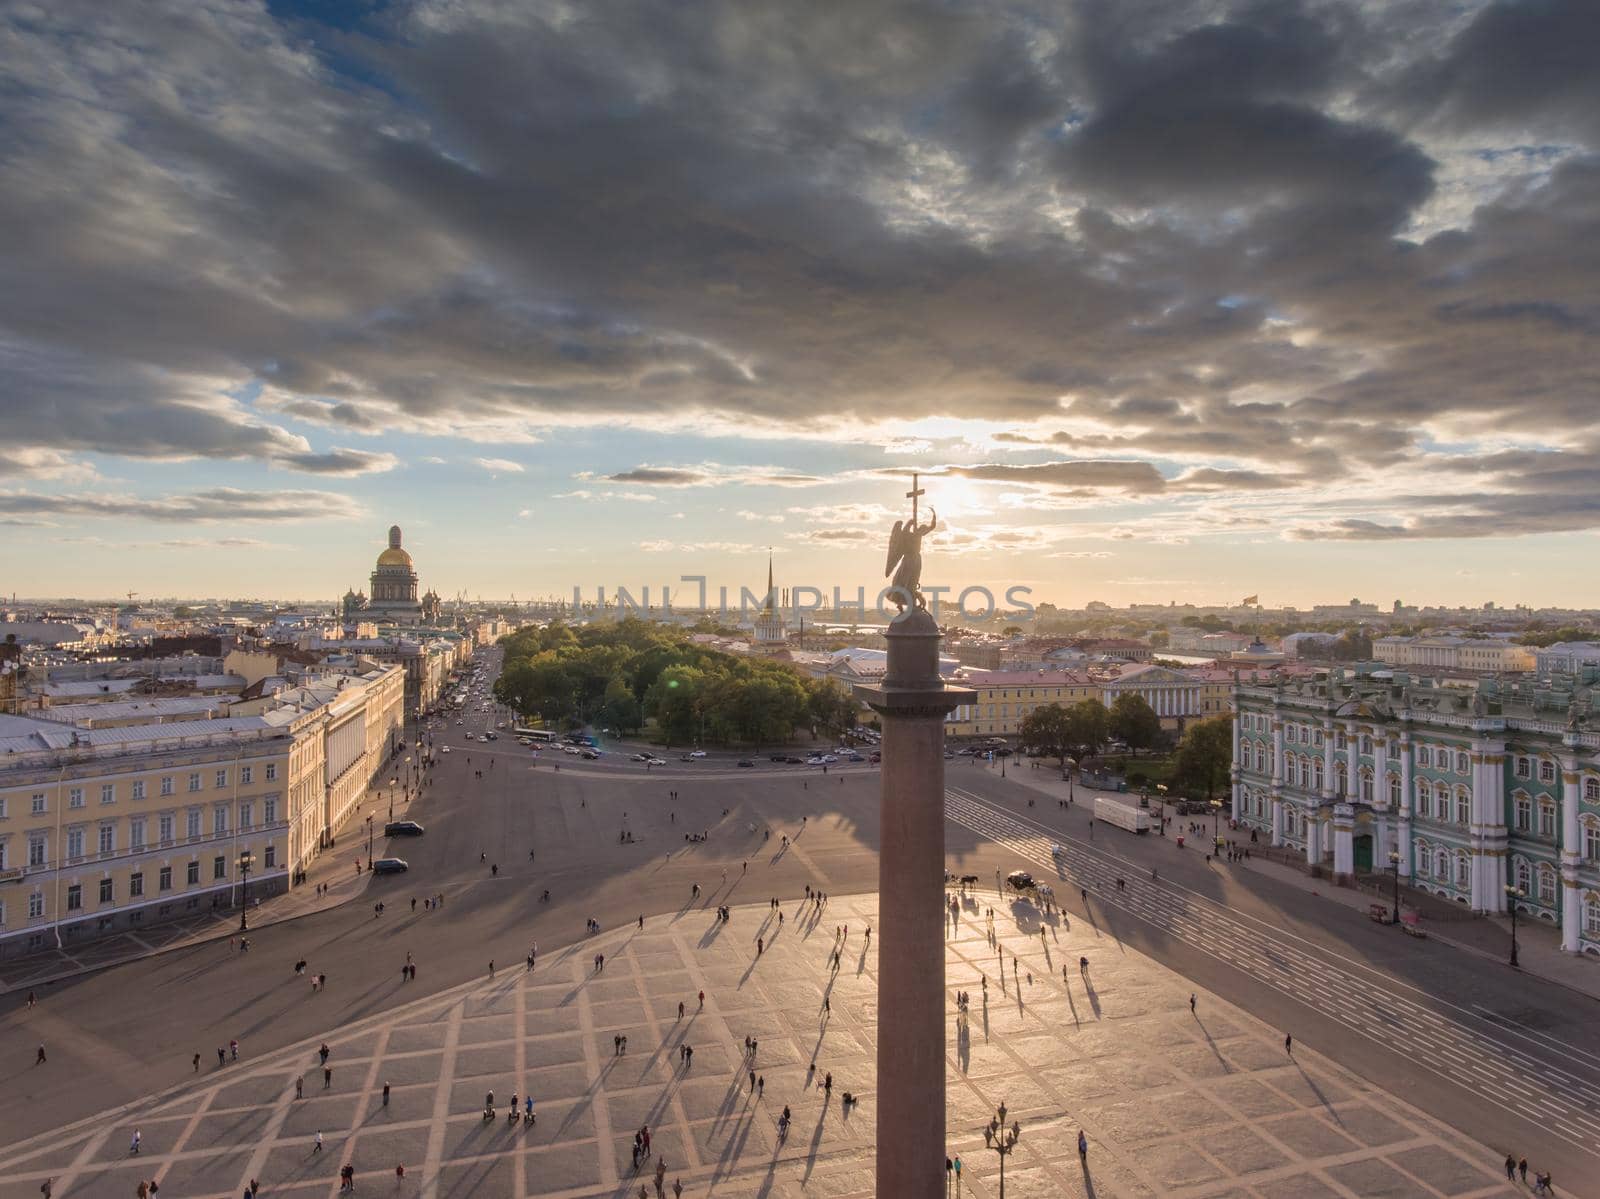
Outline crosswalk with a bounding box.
[945,785,1600,1157]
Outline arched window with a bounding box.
[1456,787,1471,824]
[1360,735,1372,755]
[1538,799,1556,838]
[1313,759,1324,791]
[1416,781,1431,819]
[1538,864,1557,906]
[1516,756,1531,779]
[1513,793,1532,833]
[1540,760,1557,784]
[1586,894,1600,937]
[1360,770,1374,803]
[1299,757,1310,788]
[1435,848,1449,879]
[1335,761,1347,797]
[1417,746,1431,767]
[1514,857,1531,895]
[1455,851,1470,886]
[1585,777,1600,804]
[1389,774,1401,807]
[1415,840,1430,876]
[1584,815,1600,862]
[1457,752,1470,775]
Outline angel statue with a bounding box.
[884,477,937,612]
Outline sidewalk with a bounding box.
[0,801,386,996]
[981,757,1600,1005]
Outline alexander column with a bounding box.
[856,475,974,1196]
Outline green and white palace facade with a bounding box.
[1232,665,1600,954]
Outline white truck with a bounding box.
[1094,796,1151,834]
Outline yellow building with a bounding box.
[0,662,404,960]
[945,671,1098,738]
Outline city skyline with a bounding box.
[5,1,1599,604]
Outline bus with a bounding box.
[515,728,559,743]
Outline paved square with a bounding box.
[0,893,1522,1198]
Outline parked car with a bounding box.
[847,753,865,762]
[737,759,755,768]
[680,753,697,762]
[372,857,409,874]
[820,754,838,764]
[439,745,450,754]
[484,732,497,741]
[385,820,425,836]
[647,757,667,766]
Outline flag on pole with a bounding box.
[1242,595,1259,606]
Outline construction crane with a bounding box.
[126,591,138,603]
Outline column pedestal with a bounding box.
[856,609,974,1198]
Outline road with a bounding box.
[3,648,1598,1185]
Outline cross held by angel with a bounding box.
[884,473,936,612]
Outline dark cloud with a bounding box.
[0,0,1592,540]
[0,488,363,524]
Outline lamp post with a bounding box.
[366,814,374,868]
[1389,851,1401,924]
[1210,797,1224,853]
[1155,783,1168,836]
[982,1101,1022,1199]
[237,850,254,932]
[1506,885,1523,968]
[1063,756,1076,802]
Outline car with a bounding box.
[385,820,425,836]
[943,750,954,759]
[993,746,1011,757]
[455,719,464,725]
[769,754,788,763]
[632,753,651,762]
[805,756,824,765]
[372,857,409,874]
[820,754,838,764]
[688,750,707,759]
[564,745,581,755]
[737,759,756,768]
[581,749,601,760]
[1005,870,1036,894]
[647,757,667,766]
[517,737,531,746]
[869,752,881,764]
[848,753,865,762]
[439,745,451,754]
[484,732,497,741]
[680,753,696,762]
[784,756,804,764]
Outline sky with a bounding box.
[3,0,1599,609]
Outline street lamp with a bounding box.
[1506,885,1523,968]
[1210,797,1224,853]
[366,814,374,868]
[982,1101,1022,1199]
[1155,783,1168,836]
[1063,756,1076,802]
[237,850,255,932]
[1388,851,1401,924]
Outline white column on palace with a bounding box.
[1561,745,1583,953]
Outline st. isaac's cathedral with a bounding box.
[341,525,441,625]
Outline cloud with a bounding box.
[554,489,657,502]
[0,488,363,524]
[474,457,524,473]
[0,448,96,482]
[602,465,826,489]
[736,511,784,523]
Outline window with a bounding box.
[1360,772,1374,803]
[264,843,277,868]
[1455,852,1470,886]
[1389,775,1401,806]
[1587,898,1600,937]
[68,788,83,809]
[188,773,201,793]
[28,834,46,867]
[100,783,115,805]
[29,892,44,919]
[265,763,277,781]
[1299,759,1310,788]
[213,855,227,880]
[130,818,146,850]
[1587,823,1600,862]
[1286,725,1297,744]
[1457,752,1470,774]
[66,828,84,861]
[241,765,253,785]
[130,872,143,898]
[1313,760,1324,791]
[1435,848,1449,879]
[1360,735,1372,755]
[159,814,174,844]
[1417,782,1431,819]
[1540,760,1557,784]
[1515,858,1531,894]
[98,824,114,855]
[1255,745,1266,772]
[1515,795,1532,832]
[66,884,82,911]
[1387,740,1399,760]
[1587,778,1600,804]
[263,797,277,825]
[159,866,173,891]
[1336,732,1347,750]
[187,809,201,840]
[215,769,228,789]
[186,860,200,885]
[0,796,5,819]
[1539,801,1556,838]
[160,776,174,797]
[98,878,113,904]
[1414,843,1429,876]
[1456,789,1471,824]
[212,807,228,837]
[131,779,145,801]
[1538,866,1557,906]
[240,802,252,830]
[1417,746,1431,767]
[1516,757,1531,779]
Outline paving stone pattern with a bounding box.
[0,894,1522,1198]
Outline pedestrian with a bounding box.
[296,1074,304,1099]
[217,1046,226,1067]
[823,1072,832,1096]
[489,959,495,976]
[1520,1158,1529,1182]
[758,1075,765,1098]
[320,1043,330,1065]
[314,1130,324,1153]
[40,1180,52,1198]
[1505,1156,1517,1180]
[26,989,35,1008]
[231,1038,240,1061]
[395,1165,405,1181]
[193,1052,201,1073]
[1078,1129,1088,1158]
[749,1069,756,1092]
[678,1001,685,1020]
[325,1066,332,1088]
[1190,994,1196,1014]
[382,1082,390,1107]
[674,1181,683,1198]
[1285,1033,1293,1055]
[130,1129,141,1154]
[698,990,705,1009]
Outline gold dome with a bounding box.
[376,546,414,569]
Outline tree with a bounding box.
[1172,715,1232,804]
[808,680,857,739]
[1147,630,1170,649]
[598,678,643,735]
[1062,699,1110,760]
[1109,693,1163,754]
[1020,703,1072,766]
